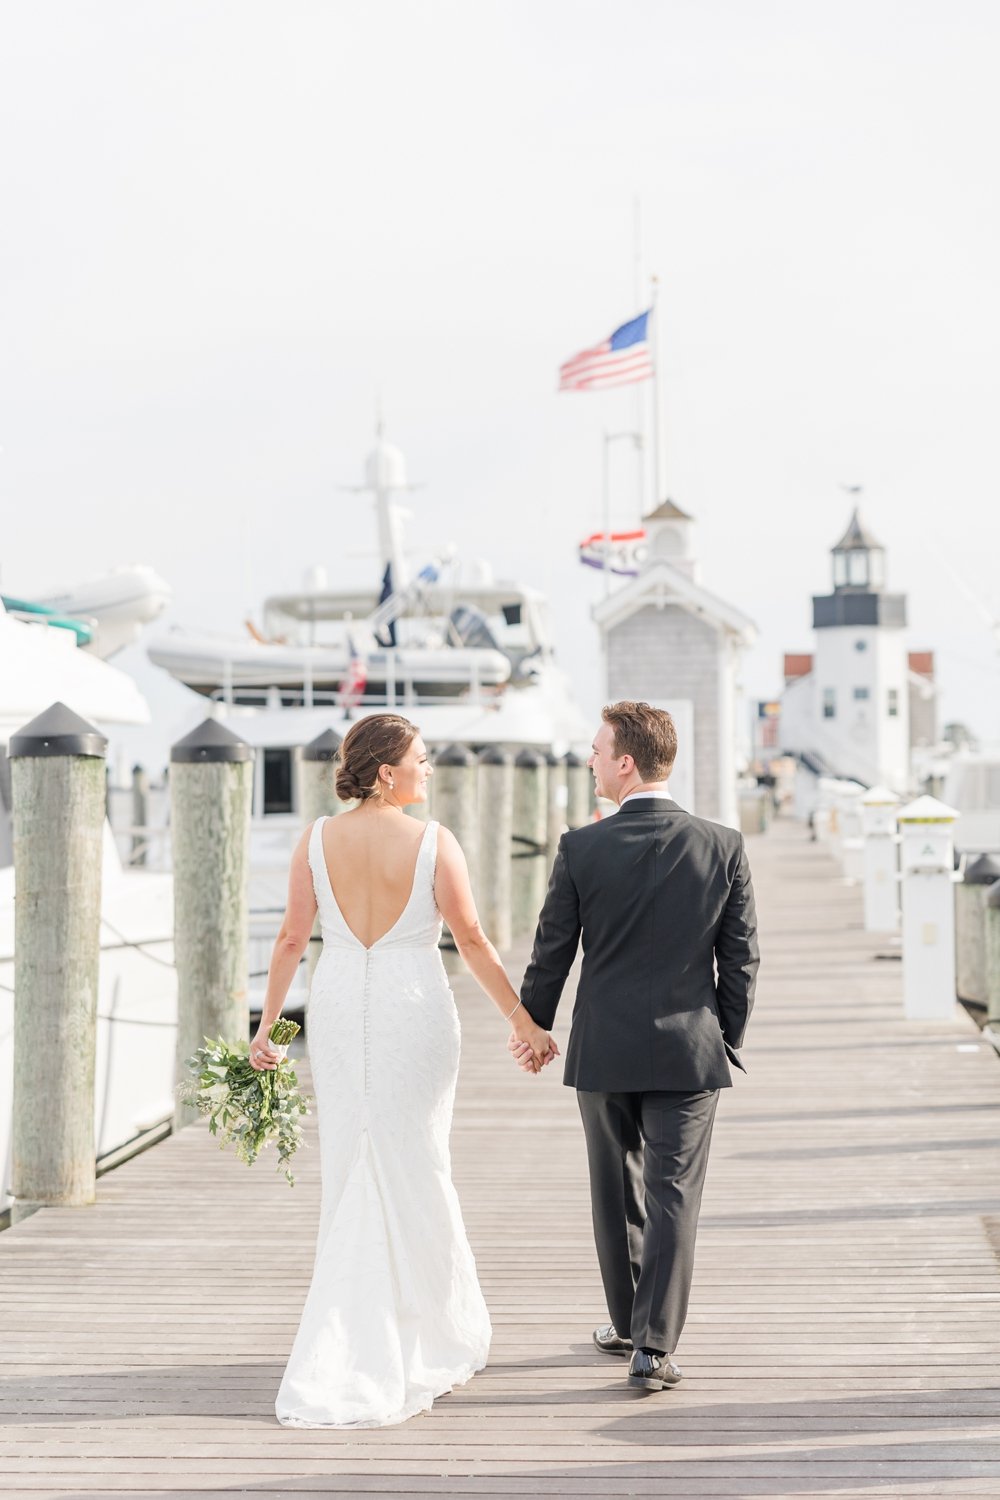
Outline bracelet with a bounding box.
[505,998,523,1022]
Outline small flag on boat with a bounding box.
[375,563,397,648]
[339,636,367,710]
[558,310,653,392]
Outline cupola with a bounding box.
[642,498,699,582]
[831,507,886,593]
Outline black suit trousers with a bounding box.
[577,1087,719,1355]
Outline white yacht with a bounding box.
[147,431,590,752]
[0,601,177,1215]
[146,432,592,1012]
[3,563,171,660]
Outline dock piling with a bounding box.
[478,747,513,952]
[300,730,343,981]
[955,854,1000,1005]
[564,750,593,830]
[170,719,253,1128]
[9,703,108,1222]
[512,749,548,939]
[434,744,478,897]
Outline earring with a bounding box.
[389,780,395,790]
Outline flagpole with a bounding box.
[650,273,663,506]
[601,429,611,599]
[633,196,646,517]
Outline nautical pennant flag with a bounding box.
[558,309,653,392]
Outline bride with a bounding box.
[249,712,555,1428]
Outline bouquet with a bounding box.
[179,1018,310,1185]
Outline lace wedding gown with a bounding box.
[275,816,492,1428]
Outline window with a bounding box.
[888,688,899,718]
[263,748,294,815]
[834,552,848,588]
[848,550,869,587]
[853,686,869,700]
[823,688,836,719]
[854,639,867,652]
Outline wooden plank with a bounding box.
[1,820,999,1498]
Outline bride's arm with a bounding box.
[434,826,557,1071]
[249,827,317,1071]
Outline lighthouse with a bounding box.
[781,508,912,791]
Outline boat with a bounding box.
[145,431,592,1013]
[0,600,177,1215]
[2,563,171,660]
[149,437,587,742]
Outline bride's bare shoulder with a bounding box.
[435,824,467,865]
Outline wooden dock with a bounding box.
[3,818,1000,1498]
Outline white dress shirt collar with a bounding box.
[620,789,673,806]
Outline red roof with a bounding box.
[784,653,813,680]
[909,651,934,678]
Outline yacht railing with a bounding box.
[206,667,498,712]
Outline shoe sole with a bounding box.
[628,1372,683,1391]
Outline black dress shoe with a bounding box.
[592,1324,633,1356]
[627,1349,683,1391]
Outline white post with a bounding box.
[861,786,900,932]
[838,786,866,883]
[897,795,960,1021]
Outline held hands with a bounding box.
[507,1014,560,1075]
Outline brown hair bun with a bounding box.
[335,713,420,802]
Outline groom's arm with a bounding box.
[520,834,582,1030]
[714,835,760,1051]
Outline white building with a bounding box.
[592,500,757,829]
[780,509,932,793]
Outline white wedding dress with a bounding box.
[275,816,492,1428]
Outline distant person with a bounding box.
[250,713,553,1427]
[510,701,759,1393]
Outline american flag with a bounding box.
[558,309,653,392]
[338,636,367,710]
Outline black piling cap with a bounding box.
[545,749,561,767]
[964,853,1000,886]
[515,748,546,769]
[478,745,511,766]
[564,750,586,768]
[436,742,475,767]
[9,701,108,760]
[171,718,253,764]
[302,729,342,762]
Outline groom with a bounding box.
[510,701,759,1392]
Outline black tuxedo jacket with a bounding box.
[520,798,759,1093]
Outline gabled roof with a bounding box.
[833,506,883,552]
[642,498,693,523]
[592,555,757,644]
[784,653,813,681]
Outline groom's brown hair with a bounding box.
[602,701,678,781]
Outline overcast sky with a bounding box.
[2,0,999,769]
